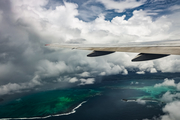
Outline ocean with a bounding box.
[0,73,180,120]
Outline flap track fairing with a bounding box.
[132,53,170,62]
[87,51,115,57]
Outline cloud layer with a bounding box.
[0,0,180,95]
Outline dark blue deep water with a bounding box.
[1,73,180,120]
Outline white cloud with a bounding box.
[150,68,157,73]
[97,0,145,13]
[69,77,79,83]
[0,75,41,95]
[153,57,180,73]
[168,5,180,11]
[79,72,90,77]
[176,83,180,91]
[122,69,128,75]
[145,79,180,120]
[0,10,3,22]
[36,60,71,78]
[11,0,49,7]
[136,71,145,74]
[155,78,176,88]
[161,101,180,120]
[99,72,106,76]
[136,99,146,105]
[79,78,95,85]
[161,92,180,103]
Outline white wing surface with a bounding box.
[45,40,180,62]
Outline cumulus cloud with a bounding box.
[161,101,180,120]
[0,75,41,95]
[161,91,180,103]
[68,77,95,85]
[131,81,140,85]
[136,99,146,105]
[79,78,95,85]
[150,68,157,73]
[147,99,180,120]
[168,5,180,11]
[154,78,176,88]
[176,83,180,91]
[135,82,139,84]
[154,78,180,91]
[97,0,145,13]
[136,71,145,74]
[79,72,90,77]
[144,79,180,120]
[69,77,79,83]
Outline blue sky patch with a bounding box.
[45,0,180,22]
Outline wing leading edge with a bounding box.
[45,40,180,62]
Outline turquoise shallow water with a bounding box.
[0,89,102,118]
[102,81,177,102]
[0,73,180,119]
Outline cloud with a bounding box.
[79,72,90,77]
[150,68,157,73]
[36,60,72,78]
[97,0,145,13]
[69,77,79,83]
[68,77,95,85]
[161,101,180,120]
[0,0,180,95]
[176,83,180,91]
[136,71,145,74]
[136,99,146,105]
[78,4,103,22]
[161,91,180,103]
[144,79,180,120]
[154,78,176,88]
[0,75,41,95]
[99,72,106,76]
[148,97,180,120]
[154,78,180,91]
[79,78,95,85]
[168,5,180,11]
[135,82,139,84]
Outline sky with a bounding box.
[0,0,180,119]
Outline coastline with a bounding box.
[0,101,87,120]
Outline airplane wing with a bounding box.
[45,40,180,62]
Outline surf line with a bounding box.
[53,101,87,117]
[0,101,87,120]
